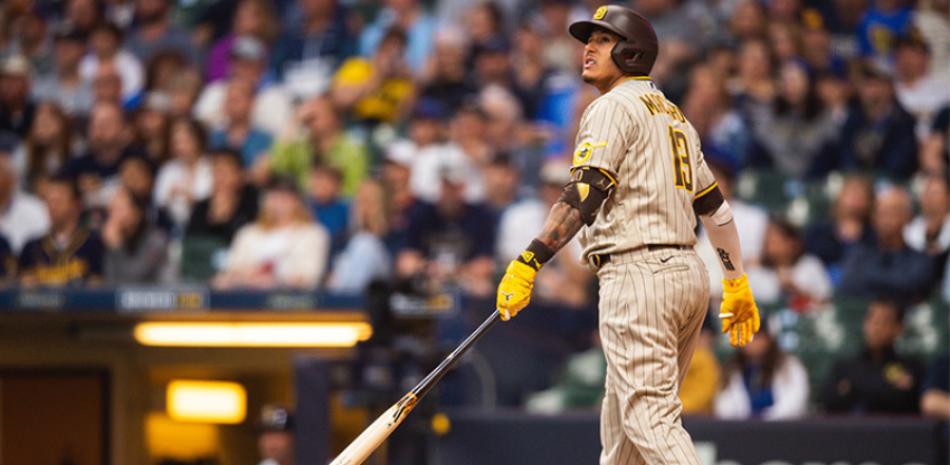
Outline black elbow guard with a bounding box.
[692,183,725,216]
[559,167,615,225]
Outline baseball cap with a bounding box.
[231,35,267,61]
[257,404,295,432]
[1,55,31,77]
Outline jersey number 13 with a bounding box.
[668,125,693,191]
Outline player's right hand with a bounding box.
[496,260,537,321]
[718,274,760,347]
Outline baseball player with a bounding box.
[495,5,760,465]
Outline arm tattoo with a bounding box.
[537,201,585,252]
[717,248,736,271]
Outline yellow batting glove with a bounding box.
[718,274,760,347]
[496,259,538,321]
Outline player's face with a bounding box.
[581,29,623,87]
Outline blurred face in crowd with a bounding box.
[768,23,799,63]
[858,76,893,111]
[763,221,802,267]
[91,27,121,59]
[409,117,441,146]
[211,153,244,194]
[120,157,155,199]
[93,63,123,104]
[581,29,625,91]
[872,187,912,246]
[107,187,143,233]
[438,178,466,214]
[515,24,544,58]
[633,0,673,16]
[234,0,269,36]
[730,0,766,40]
[475,48,510,83]
[353,180,388,235]
[225,79,255,124]
[304,97,339,139]
[31,103,68,145]
[816,74,849,110]
[920,176,949,221]
[483,161,518,207]
[136,0,169,24]
[258,431,293,465]
[894,44,929,82]
[44,180,81,230]
[88,103,127,153]
[375,34,406,75]
[135,106,169,145]
[67,0,99,30]
[449,108,487,143]
[779,61,810,106]
[170,120,203,163]
[741,329,772,362]
[309,167,342,204]
[0,71,30,105]
[17,14,47,49]
[298,0,335,20]
[801,27,831,67]
[863,301,902,351]
[768,0,801,22]
[263,189,302,226]
[835,176,873,220]
[54,37,85,71]
[738,40,772,82]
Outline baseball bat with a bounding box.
[329,311,501,465]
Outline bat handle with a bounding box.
[410,311,501,399]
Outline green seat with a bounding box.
[180,235,229,282]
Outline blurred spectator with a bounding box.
[857,0,914,68]
[839,185,935,303]
[379,150,417,255]
[894,34,950,140]
[921,105,949,174]
[214,177,329,289]
[747,218,832,307]
[333,27,414,125]
[31,26,93,116]
[206,0,279,82]
[14,102,74,194]
[185,149,259,243]
[153,118,213,228]
[79,22,145,104]
[715,323,809,420]
[18,174,104,286]
[536,0,581,74]
[126,0,198,65]
[208,78,273,168]
[729,39,776,109]
[800,17,847,76]
[92,61,127,108]
[397,167,496,296]
[920,351,950,420]
[838,64,918,180]
[0,55,36,139]
[271,0,354,95]
[419,26,474,113]
[63,0,104,36]
[679,325,721,415]
[748,60,839,178]
[509,21,557,121]
[6,8,52,78]
[359,0,437,75]
[0,155,49,253]
[327,179,392,292]
[308,163,349,254]
[482,153,519,214]
[270,95,368,196]
[64,101,132,208]
[165,67,203,118]
[194,35,293,137]
[822,299,925,414]
[904,174,950,257]
[682,64,750,168]
[805,175,875,278]
[729,0,768,44]
[118,154,173,232]
[132,93,172,164]
[766,21,800,65]
[256,405,294,465]
[102,186,169,283]
[410,104,489,204]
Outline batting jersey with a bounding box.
[572,77,717,259]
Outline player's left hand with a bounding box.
[718,274,760,347]
[496,260,537,321]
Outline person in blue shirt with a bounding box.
[270,0,355,81]
[359,0,437,75]
[856,0,913,65]
[308,163,349,256]
[208,78,273,167]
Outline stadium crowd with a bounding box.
[0,0,948,418]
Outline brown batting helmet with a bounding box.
[569,5,659,76]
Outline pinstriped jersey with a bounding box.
[572,78,717,259]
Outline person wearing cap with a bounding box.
[78,22,145,104]
[332,27,414,125]
[894,33,950,140]
[256,405,295,465]
[214,177,329,289]
[194,35,293,138]
[0,55,37,139]
[31,26,93,116]
[837,63,918,180]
